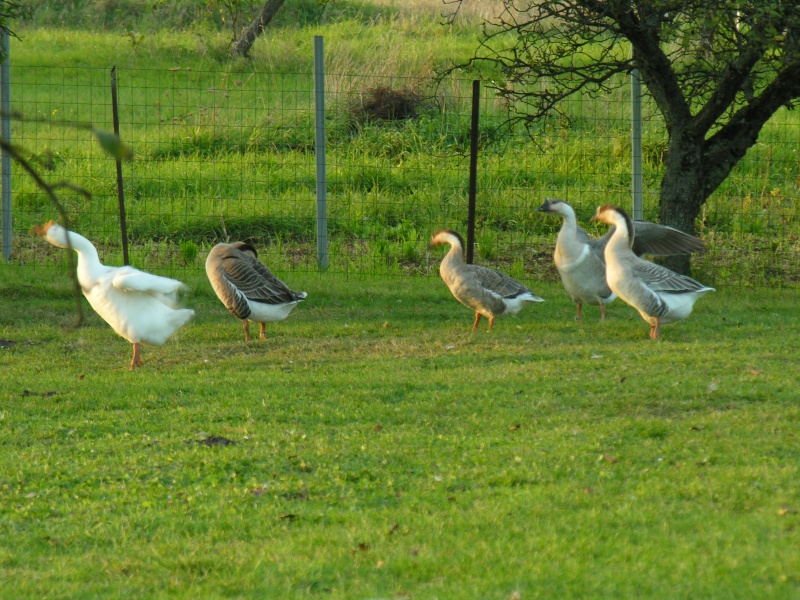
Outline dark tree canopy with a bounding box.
[450,0,800,272]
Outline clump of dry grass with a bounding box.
[345,84,424,125]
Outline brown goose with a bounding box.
[205,242,306,341]
[430,229,544,331]
[537,197,705,323]
[32,221,195,369]
[590,205,714,339]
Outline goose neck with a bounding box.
[442,241,464,268]
[608,214,634,250]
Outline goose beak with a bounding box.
[30,220,56,236]
[536,197,561,212]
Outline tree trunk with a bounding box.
[657,128,706,275]
[657,99,770,275]
[231,0,287,57]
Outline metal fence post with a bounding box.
[466,80,479,264]
[313,35,328,270]
[1,29,11,261]
[631,68,643,221]
[110,66,130,265]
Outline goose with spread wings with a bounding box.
[32,220,195,369]
[536,197,704,323]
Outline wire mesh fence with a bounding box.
[6,62,800,287]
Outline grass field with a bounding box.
[3,4,800,596]
[1,262,799,598]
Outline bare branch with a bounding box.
[0,137,86,328]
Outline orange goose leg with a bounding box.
[649,318,661,340]
[471,312,482,332]
[130,342,143,370]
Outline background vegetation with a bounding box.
[7,0,800,287]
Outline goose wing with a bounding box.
[221,252,301,305]
[584,226,611,262]
[468,264,537,299]
[631,221,705,256]
[112,268,186,306]
[631,258,709,294]
[112,268,185,294]
[593,221,704,257]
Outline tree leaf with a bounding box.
[91,128,134,161]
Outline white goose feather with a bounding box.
[33,221,195,369]
[430,229,544,331]
[537,197,705,322]
[590,205,714,339]
[205,242,306,341]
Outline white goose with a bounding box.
[537,197,705,323]
[430,229,544,331]
[590,205,714,339]
[32,221,195,369]
[205,242,306,341]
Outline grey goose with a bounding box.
[206,242,306,341]
[590,205,714,339]
[536,197,705,323]
[430,229,544,331]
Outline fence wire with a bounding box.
[6,64,800,287]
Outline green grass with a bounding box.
[3,4,799,597]
[1,263,799,598]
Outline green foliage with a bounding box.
[179,239,198,265]
[476,227,498,261]
[91,127,134,161]
[7,7,800,287]
[22,0,208,32]
[271,0,330,27]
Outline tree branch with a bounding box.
[0,137,88,328]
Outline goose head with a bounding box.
[208,241,259,264]
[536,197,576,219]
[31,220,73,248]
[429,229,465,252]
[232,241,258,259]
[591,204,634,237]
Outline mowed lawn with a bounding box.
[1,267,799,598]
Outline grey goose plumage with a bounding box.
[430,229,544,331]
[590,204,714,339]
[536,197,705,322]
[206,242,307,341]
